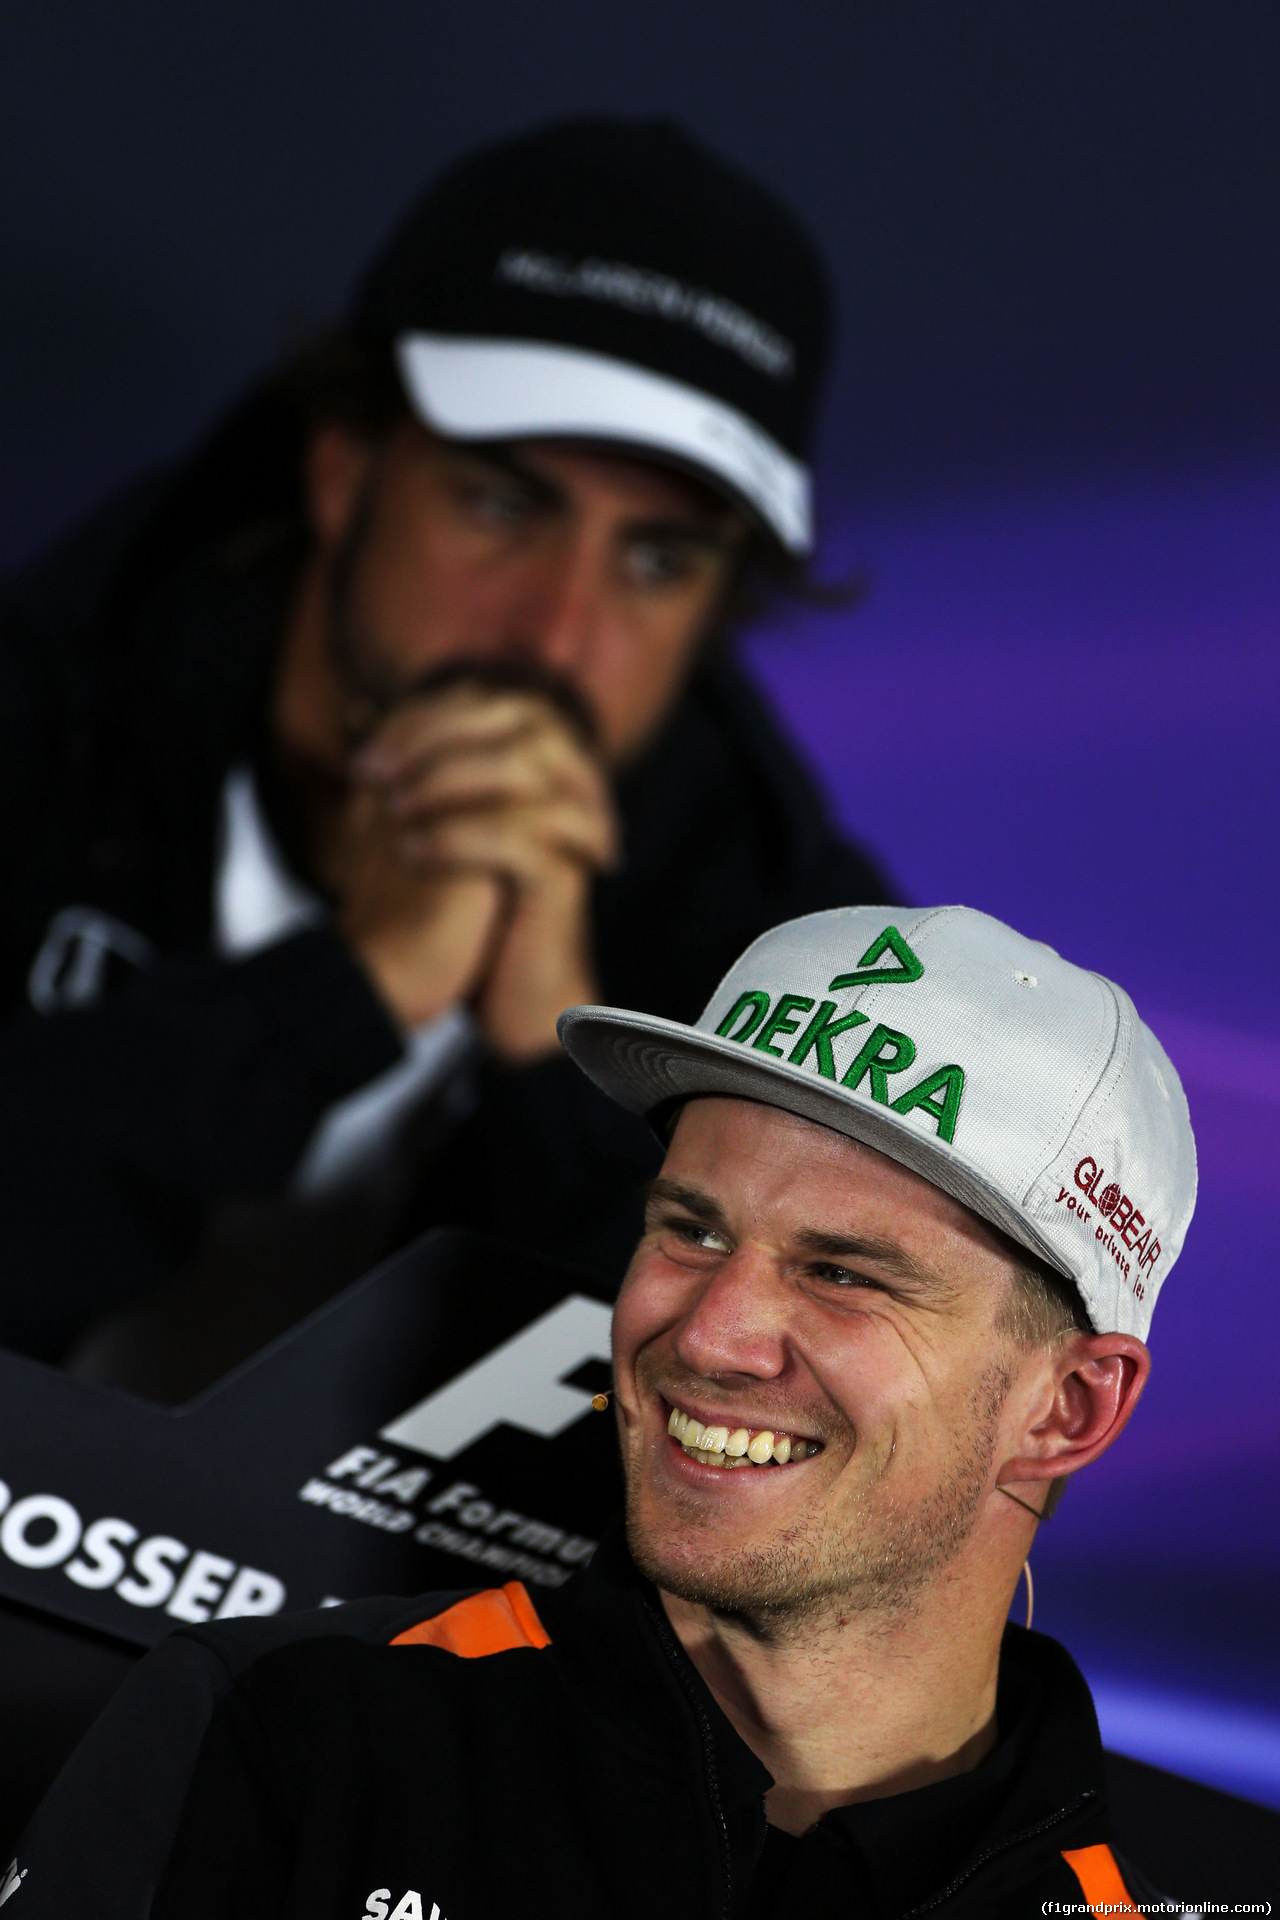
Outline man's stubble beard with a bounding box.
[626,1361,1014,1631]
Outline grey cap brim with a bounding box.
[558,1003,1078,1287]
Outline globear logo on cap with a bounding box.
[711,924,967,1144]
[1056,1154,1163,1304]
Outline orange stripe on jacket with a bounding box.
[1062,1844,1138,1914]
[391,1582,552,1657]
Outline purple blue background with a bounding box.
[748,473,1280,1805]
[3,0,1278,1808]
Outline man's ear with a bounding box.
[999,1333,1151,1489]
[303,424,375,548]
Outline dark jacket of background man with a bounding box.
[0,122,888,1381]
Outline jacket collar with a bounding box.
[818,1626,1107,1916]
[539,1523,771,1792]
[543,1525,1110,1918]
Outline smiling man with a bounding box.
[18,905,1197,1915]
[0,118,886,1377]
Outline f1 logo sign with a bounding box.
[379,1295,613,1461]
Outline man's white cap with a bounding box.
[559,905,1197,1339]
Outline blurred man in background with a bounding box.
[0,118,887,1389]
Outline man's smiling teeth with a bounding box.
[666,1405,815,1467]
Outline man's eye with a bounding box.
[626,539,695,586]
[811,1264,877,1290]
[665,1219,731,1254]
[463,483,537,527]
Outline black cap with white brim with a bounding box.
[353,118,833,554]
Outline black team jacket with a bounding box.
[0,454,887,1363]
[17,1527,1161,1919]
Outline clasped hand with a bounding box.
[327,680,619,1059]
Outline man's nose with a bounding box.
[507,527,608,673]
[672,1249,791,1384]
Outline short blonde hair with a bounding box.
[998,1251,1093,1349]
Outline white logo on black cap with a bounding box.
[496,249,795,379]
